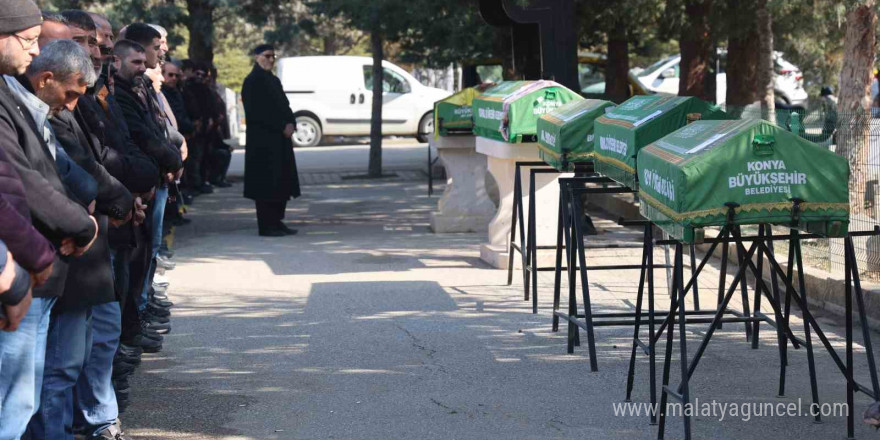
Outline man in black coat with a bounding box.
[161,61,193,138]
[18,38,135,440]
[0,5,98,437]
[113,38,180,357]
[242,43,300,237]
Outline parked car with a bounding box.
[577,52,653,99]
[276,56,452,147]
[636,50,808,107]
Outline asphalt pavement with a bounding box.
[122,145,880,439]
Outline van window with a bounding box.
[363,66,411,94]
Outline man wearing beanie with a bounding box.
[0,1,99,437]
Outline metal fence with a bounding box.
[722,105,880,278]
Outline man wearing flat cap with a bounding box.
[241,43,300,237]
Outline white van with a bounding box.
[276,56,452,147]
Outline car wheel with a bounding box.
[416,112,433,143]
[292,116,322,147]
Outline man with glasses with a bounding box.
[0,2,100,437]
[242,43,300,237]
[162,61,194,147]
[87,12,114,59]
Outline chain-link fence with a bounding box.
[723,104,880,278]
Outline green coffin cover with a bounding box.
[434,87,483,137]
[593,95,729,189]
[637,118,850,243]
[472,81,583,143]
[536,99,615,171]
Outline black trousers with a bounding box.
[183,137,206,189]
[208,147,231,184]
[255,200,287,232]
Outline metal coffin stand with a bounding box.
[651,205,880,440]
[551,176,755,424]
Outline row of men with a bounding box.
[0,1,228,439]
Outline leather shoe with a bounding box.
[112,361,137,378]
[146,303,171,317]
[142,311,170,324]
[96,424,132,440]
[134,335,162,353]
[114,349,141,366]
[117,343,142,356]
[150,297,174,308]
[147,322,171,334]
[258,228,286,237]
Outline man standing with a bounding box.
[0,3,98,438]
[16,39,132,440]
[162,61,194,141]
[113,38,179,356]
[242,44,300,237]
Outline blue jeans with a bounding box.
[0,297,55,440]
[138,185,168,312]
[29,308,90,440]
[73,301,120,436]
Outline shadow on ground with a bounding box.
[123,177,880,440]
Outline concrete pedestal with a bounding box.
[476,137,568,269]
[430,136,496,233]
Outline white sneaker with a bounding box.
[153,273,170,287]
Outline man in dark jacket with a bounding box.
[242,44,300,237]
[161,61,193,138]
[205,65,233,188]
[18,38,134,440]
[113,38,179,354]
[0,3,98,438]
[91,12,162,423]
[181,60,213,195]
[54,14,154,437]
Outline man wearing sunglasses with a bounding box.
[242,43,300,237]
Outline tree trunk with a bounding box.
[323,35,338,55]
[725,0,759,111]
[756,0,775,122]
[678,0,714,101]
[494,27,517,80]
[837,2,877,215]
[368,29,384,178]
[187,0,215,66]
[605,19,630,104]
